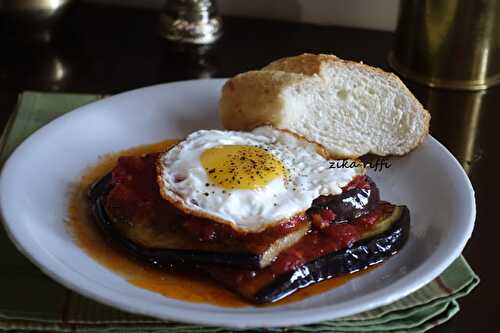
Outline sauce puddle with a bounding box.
[67,139,375,308]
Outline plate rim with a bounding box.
[0,79,476,328]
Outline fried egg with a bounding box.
[157,126,364,232]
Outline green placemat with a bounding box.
[0,91,479,333]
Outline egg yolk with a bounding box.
[200,145,287,189]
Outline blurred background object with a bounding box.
[0,0,83,90]
[161,41,217,78]
[159,0,222,44]
[86,0,399,31]
[0,0,75,42]
[409,83,485,174]
[389,0,500,90]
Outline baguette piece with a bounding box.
[220,54,430,158]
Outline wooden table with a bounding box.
[0,3,496,332]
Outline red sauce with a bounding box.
[106,154,308,252]
[106,153,164,223]
[313,175,370,206]
[343,175,371,191]
[68,140,380,307]
[105,157,384,275]
[271,204,393,274]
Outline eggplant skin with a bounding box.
[89,174,263,268]
[90,173,409,305]
[309,177,380,221]
[89,173,380,269]
[253,206,410,304]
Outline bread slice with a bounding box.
[219,53,430,158]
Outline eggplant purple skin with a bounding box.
[89,173,409,304]
[309,176,380,222]
[88,173,380,269]
[89,173,262,268]
[253,206,410,304]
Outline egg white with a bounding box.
[157,126,365,232]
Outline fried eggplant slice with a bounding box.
[89,173,310,268]
[89,169,380,269]
[207,205,410,304]
[309,176,380,221]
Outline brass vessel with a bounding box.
[419,87,484,174]
[389,0,500,90]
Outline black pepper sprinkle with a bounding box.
[206,146,288,187]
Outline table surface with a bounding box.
[0,3,496,332]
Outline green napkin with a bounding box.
[0,92,479,333]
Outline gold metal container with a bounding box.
[417,87,485,174]
[389,0,500,90]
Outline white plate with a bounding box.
[0,79,475,329]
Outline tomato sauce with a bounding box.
[271,204,393,274]
[67,140,379,307]
[105,154,309,253]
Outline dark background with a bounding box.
[1,3,497,332]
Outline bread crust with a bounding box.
[219,53,431,158]
[263,53,340,75]
[220,70,302,131]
